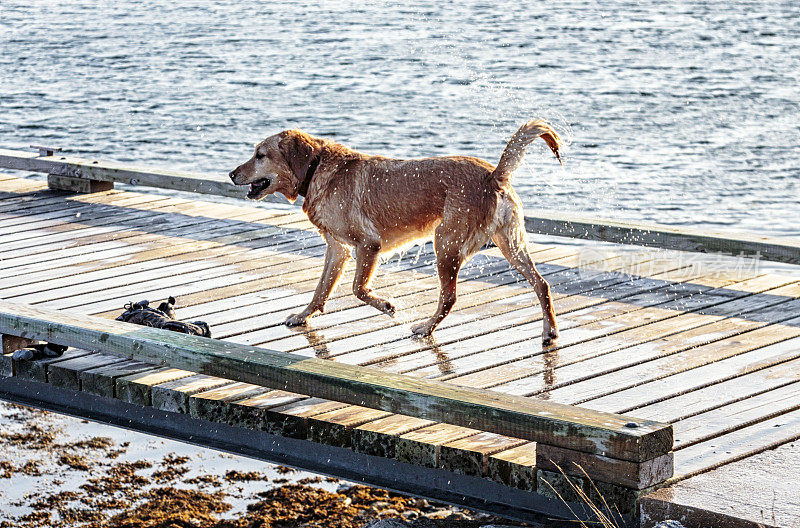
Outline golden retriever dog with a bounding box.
[230,120,562,344]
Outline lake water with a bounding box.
[1,0,798,236]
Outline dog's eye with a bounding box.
[256,151,265,160]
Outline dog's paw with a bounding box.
[285,313,308,327]
[380,301,396,317]
[411,322,433,337]
[542,327,559,346]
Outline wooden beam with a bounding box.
[0,148,284,204]
[524,210,800,265]
[0,300,672,464]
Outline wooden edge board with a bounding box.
[525,210,800,265]
[0,299,672,463]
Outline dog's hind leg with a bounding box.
[493,217,559,345]
[411,226,464,337]
[352,243,396,317]
[286,238,350,327]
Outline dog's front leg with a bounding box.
[352,243,396,317]
[285,238,350,327]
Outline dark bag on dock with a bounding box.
[116,296,211,338]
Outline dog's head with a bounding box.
[229,130,321,202]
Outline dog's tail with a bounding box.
[490,119,562,186]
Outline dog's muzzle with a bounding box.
[246,178,271,199]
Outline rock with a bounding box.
[378,509,400,517]
[422,509,452,519]
[410,498,429,510]
[654,522,688,528]
[336,483,353,493]
[361,519,410,528]
[371,501,391,510]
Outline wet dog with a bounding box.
[230,120,562,343]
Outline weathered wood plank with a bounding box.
[151,374,234,414]
[4,348,94,382]
[472,277,798,396]
[525,209,800,264]
[116,366,195,406]
[671,380,800,448]
[395,423,479,468]
[189,382,271,424]
[80,360,159,398]
[0,300,674,463]
[226,390,307,433]
[47,173,113,193]
[47,353,128,390]
[608,336,800,417]
[487,443,537,491]
[352,414,436,458]
[1,334,37,355]
[634,353,800,424]
[307,405,393,447]
[0,148,290,204]
[536,444,674,490]
[673,408,800,479]
[439,432,526,477]
[574,317,800,413]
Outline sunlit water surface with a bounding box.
[2,1,798,236]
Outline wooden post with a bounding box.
[47,174,113,193]
[1,334,37,355]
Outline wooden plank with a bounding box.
[535,444,674,490]
[0,198,306,263]
[46,352,128,390]
[306,250,699,365]
[4,226,325,310]
[487,443,537,491]
[404,268,746,382]
[151,374,234,413]
[439,432,526,476]
[246,247,625,351]
[473,277,798,396]
[525,209,800,264]
[673,408,800,479]
[633,353,800,424]
[4,348,93,382]
[672,381,800,449]
[0,211,311,291]
[189,382,272,424]
[0,300,674,463]
[1,334,37,355]
[226,390,307,433]
[352,414,435,458]
[47,173,113,193]
[264,398,350,440]
[608,336,800,417]
[307,405,393,447]
[395,423,479,468]
[0,201,308,273]
[214,245,572,344]
[555,314,800,410]
[79,360,159,397]
[116,366,195,406]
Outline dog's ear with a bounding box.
[279,131,318,182]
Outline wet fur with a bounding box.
[230,120,562,343]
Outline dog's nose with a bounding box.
[229,171,237,182]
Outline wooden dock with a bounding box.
[1,168,799,527]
